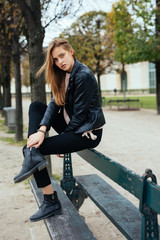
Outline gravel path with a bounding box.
[0,98,160,240]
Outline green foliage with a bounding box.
[108,0,160,63]
[61,11,114,75]
[110,0,137,64]
[126,0,160,62]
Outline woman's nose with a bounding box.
[59,58,63,64]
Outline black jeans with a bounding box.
[28,102,103,188]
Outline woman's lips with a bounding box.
[61,64,66,69]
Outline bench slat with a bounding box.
[77,149,142,199]
[30,178,96,240]
[77,149,160,214]
[75,174,142,240]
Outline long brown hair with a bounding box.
[37,38,75,106]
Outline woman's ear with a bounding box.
[70,49,74,56]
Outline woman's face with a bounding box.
[52,46,75,73]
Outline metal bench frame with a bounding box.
[60,150,160,240]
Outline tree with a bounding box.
[126,0,160,114]
[15,0,46,103]
[9,2,24,141]
[109,0,136,105]
[155,0,160,114]
[61,11,114,105]
[0,1,12,107]
[0,0,24,140]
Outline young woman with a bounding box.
[14,38,105,222]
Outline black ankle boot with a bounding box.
[22,144,27,157]
[14,147,48,183]
[30,191,62,222]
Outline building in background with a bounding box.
[101,62,156,94]
[11,61,156,95]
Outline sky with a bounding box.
[43,0,117,47]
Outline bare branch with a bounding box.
[44,0,83,29]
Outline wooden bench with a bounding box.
[30,178,96,240]
[30,149,160,240]
[75,174,142,239]
[108,99,140,110]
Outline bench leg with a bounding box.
[70,185,87,210]
[60,153,87,210]
[140,169,159,240]
[141,210,159,240]
[60,153,76,197]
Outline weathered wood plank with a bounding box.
[77,149,160,213]
[30,178,96,240]
[75,174,142,240]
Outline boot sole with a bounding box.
[14,160,48,183]
[30,208,62,222]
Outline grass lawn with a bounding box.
[102,96,157,110]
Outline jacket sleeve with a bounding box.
[39,98,60,131]
[64,72,97,132]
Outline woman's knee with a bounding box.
[29,101,47,115]
[89,130,103,148]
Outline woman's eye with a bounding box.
[53,53,65,62]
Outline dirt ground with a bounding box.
[0,98,160,240]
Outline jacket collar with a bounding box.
[65,59,81,101]
[69,59,81,81]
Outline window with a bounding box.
[149,63,156,93]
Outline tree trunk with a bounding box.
[15,0,46,104]
[0,71,3,110]
[29,38,46,103]
[12,31,23,141]
[2,59,11,107]
[156,0,160,114]
[0,86,2,110]
[97,73,102,106]
[156,61,160,114]
[122,63,126,108]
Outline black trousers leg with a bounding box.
[28,101,67,188]
[28,102,102,188]
[28,101,67,136]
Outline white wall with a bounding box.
[126,62,149,89]
[101,72,119,91]
[100,62,149,91]
[11,78,51,94]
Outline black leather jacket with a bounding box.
[40,59,106,133]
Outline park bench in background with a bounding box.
[30,150,160,240]
[108,98,140,110]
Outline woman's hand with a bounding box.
[27,132,45,148]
